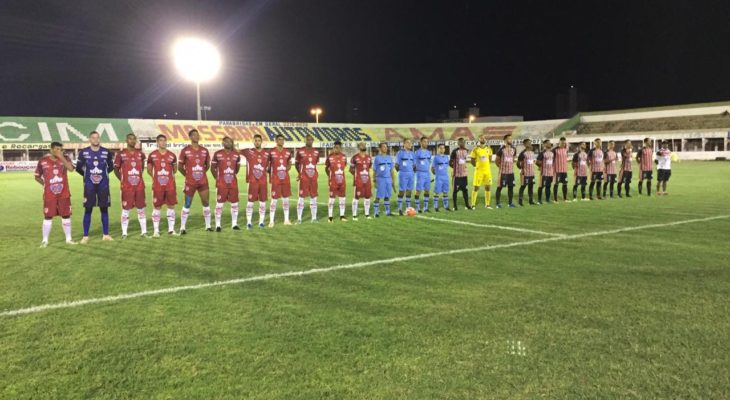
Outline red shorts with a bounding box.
[245,180,266,202]
[217,187,240,203]
[184,182,209,198]
[153,189,177,208]
[43,197,72,218]
[329,184,346,198]
[270,182,291,199]
[121,189,146,210]
[354,182,372,199]
[299,178,318,198]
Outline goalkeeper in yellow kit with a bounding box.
[470,134,494,208]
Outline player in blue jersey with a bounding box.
[75,131,115,243]
[414,137,432,213]
[431,143,451,211]
[372,143,396,217]
[394,138,416,215]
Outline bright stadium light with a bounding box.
[172,37,221,120]
[310,107,323,124]
[468,115,476,123]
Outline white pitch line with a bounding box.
[417,215,566,237]
[1,214,727,318]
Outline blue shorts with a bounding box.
[434,176,449,194]
[376,178,393,199]
[398,173,414,192]
[83,184,111,208]
[415,172,431,191]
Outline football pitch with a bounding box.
[1,161,728,399]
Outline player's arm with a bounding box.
[210,154,219,180]
[324,156,331,177]
[517,151,524,170]
[75,152,85,176]
[394,151,401,172]
[113,152,122,180]
[494,149,502,169]
[430,156,435,175]
[34,159,45,186]
[536,152,544,168]
[146,157,154,178]
[391,166,397,190]
[349,156,356,176]
[294,151,302,179]
[572,153,579,170]
[178,154,186,176]
[204,150,211,172]
[470,149,476,167]
[449,149,456,168]
[106,152,115,173]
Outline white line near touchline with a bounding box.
[417,215,566,237]
[1,215,727,318]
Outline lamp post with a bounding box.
[310,107,323,124]
[172,37,221,120]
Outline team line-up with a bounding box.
[34,129,674,247]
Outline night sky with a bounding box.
[1,0,729,123]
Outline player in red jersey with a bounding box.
[536,140,554,204]
[617,139,633,198]
[212,136,242,231]
[517,138,536,206]
[552,137,570,202]
[35,142,77,247]
[295,134,320,223]
[178,129,212,234]
[147,134,178,236]
[587,138,604,200]
[636,137,654,196]
[350,141,373,220]
[325,140,348,222]
[268,134,293,227]
[114,132,148,238]
[572,141,589,201]
[241,134,269,229]
[494,134,517,208]
[602,140,618,198]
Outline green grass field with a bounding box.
[1,161,728,399]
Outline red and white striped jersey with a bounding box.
[450,148,469,177]
[605,150,618,175]
[621,148,633,172]
[518,150,535,177]
[537,150,554,177]
[572,151,588,177]
[638,147,654,172]
[553,147,569,173]
[588,148,604,173]
[496,146,516,174]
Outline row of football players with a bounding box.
[34,129,672,246]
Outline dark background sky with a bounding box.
[1,0,728,122]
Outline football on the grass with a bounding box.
[406,207,417,217]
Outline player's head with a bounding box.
[643,137,651,146]
[403,138,412,150]
[378,142,388,154]
[275,134,285,147]
[222,136,234,150]
[608,140,615,150]
[253,134,263,149]
[419,137,428,148]
[333,140,342,153]
[523,138,531,148]
[624,139,632,150]
[661,140,669,149]
[189,129,200,144]
[89,131,100,147]
[559,137,566,147]
[357,142,367,152]
[579,141,587,150]
[504,134,512,146]
[126,132,137,149]
[594,138,601,147]
[479,134,487,145]
[50,141,64,157]
[437,143,445,154]
[305,134,314,147]
[543,139,552,150]
[156,134,168,150]
[458,137,466,148]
